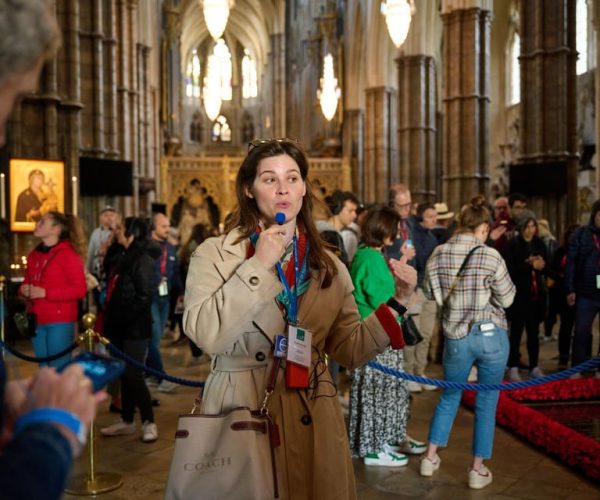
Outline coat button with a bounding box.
[300,415,312,426]
[255,351,266,362]
[249,276,260,285]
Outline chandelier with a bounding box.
[317,53,341,121]
[381,0,414,48]
[202,0,234,41]
[203,54,222,121]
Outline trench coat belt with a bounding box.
[213,354,270,372]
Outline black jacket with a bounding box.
[503,234,547,319]
[565,224,600,299]
[105,239,161,341]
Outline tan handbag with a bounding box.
[165,359,281,500]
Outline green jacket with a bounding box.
[350,245,395,320]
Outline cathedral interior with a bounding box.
[2,0,600,497]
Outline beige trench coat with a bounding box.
[183,229,397,499]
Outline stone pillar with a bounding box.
[162,0,182,142]
[518,0,577,230]
[343,109,364,199]
[441,7,491,209]
[364,87,398,203]
[105,0,119,158]
[128,0,139,215]
[117,0,131,162]
[594,0,600,198]
[397,55,437,202]
[271,33,286,138]
[92,0,105,155]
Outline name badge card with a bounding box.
[286,325,312,368]
[596,275,600,289]
[274,335,288,358]
[158,277,169,296]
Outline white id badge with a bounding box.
[286,325,312,368]
[596,275,600,289]
[158,278,169,296]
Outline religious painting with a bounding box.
[9,158,64,232]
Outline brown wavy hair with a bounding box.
[457,195,490,233]
[226,139,337,287]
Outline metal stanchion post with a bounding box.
[65,313,123,496]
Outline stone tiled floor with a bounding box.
[5,333,600,499]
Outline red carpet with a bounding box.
[462,378,600,481]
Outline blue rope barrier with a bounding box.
[105,342,206,388]
[367,356,600,391]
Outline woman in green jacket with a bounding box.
[348,205,425,466]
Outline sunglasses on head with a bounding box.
[247,137,300,152]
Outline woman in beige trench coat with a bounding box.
[183,139,416,499]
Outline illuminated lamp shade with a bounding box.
[202,0,234,41]
[380,0,414,48]
[317,53,341,121]
[203,55,222,121]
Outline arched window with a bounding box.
[211,39,232,101]
[185,49,201,98]
[242,48,258,99]
[577,0,588,75]
[509,32,520,105]
[211,115,232,142]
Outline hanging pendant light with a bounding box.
[381,0,414,48]
[202,0,234,41]
[317,53,341,121]
[203,54,222,121]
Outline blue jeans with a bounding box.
[572,295,600,367]
[428,322,509,459]
[31,322,76,368]
[147,297,170,380]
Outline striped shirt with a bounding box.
[423,233,516,339]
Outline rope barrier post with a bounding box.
[0,276,5,361]
[65,313,123,496]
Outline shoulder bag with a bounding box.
[164,358,282,500]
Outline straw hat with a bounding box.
[434,202,454,220]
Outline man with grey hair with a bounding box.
[0,2,101,498]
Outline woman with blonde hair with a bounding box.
[419,195,515,489]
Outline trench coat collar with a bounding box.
[221,227,249,258]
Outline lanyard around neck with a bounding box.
[275,235,299,324]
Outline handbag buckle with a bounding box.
[259,389,273,416]
[190,396,202,414]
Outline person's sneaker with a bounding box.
[529,366,544,379]
[421,383,438,391]
[157,380,178,393]
[142,421,158,442]
[570,373,583,380]
[100,419,136,437]
[145,377,159,388]
[468,366,478,382]
[407,381,422,392]
[468,464,493,489]
[419,454,441,476]
[507,367,522,382]
[386,437,427,455]
[363,451,408,467]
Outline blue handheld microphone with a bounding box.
[275,212,286,225]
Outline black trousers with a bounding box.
[509,307,540,369]
[120,339,154,424]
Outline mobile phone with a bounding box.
[58,352,125,392]
[499,220,508,225]
[405,239,413,248]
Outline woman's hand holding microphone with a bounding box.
[254,213,295,270]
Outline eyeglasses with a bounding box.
[394,202,412,210]
[247,137,300,152]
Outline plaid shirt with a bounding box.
[423,233,515,339]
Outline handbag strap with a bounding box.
[442,245,482,309]
[259,356,282,416]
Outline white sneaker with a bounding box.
[529,366,544,379]
[157,380,178,393]
[468,464,493,489]
[386,437,427,455]
[100,419,136,437]
[363,451,408,467]
[407,381,422,392]
[142,421,158,442]
[507,367,522,382]
[145,377,159,388]
[421,383,438,391]
[419,454,441,476]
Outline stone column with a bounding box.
[594,0,600,197]
[342,109,364,199]
[92,0,105,155]
[441,7,492,209]
[271,33,286,138]
[397,55,437,202]
[518,0,577,230]
[105,0,119,158]
[364,87,398,203]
